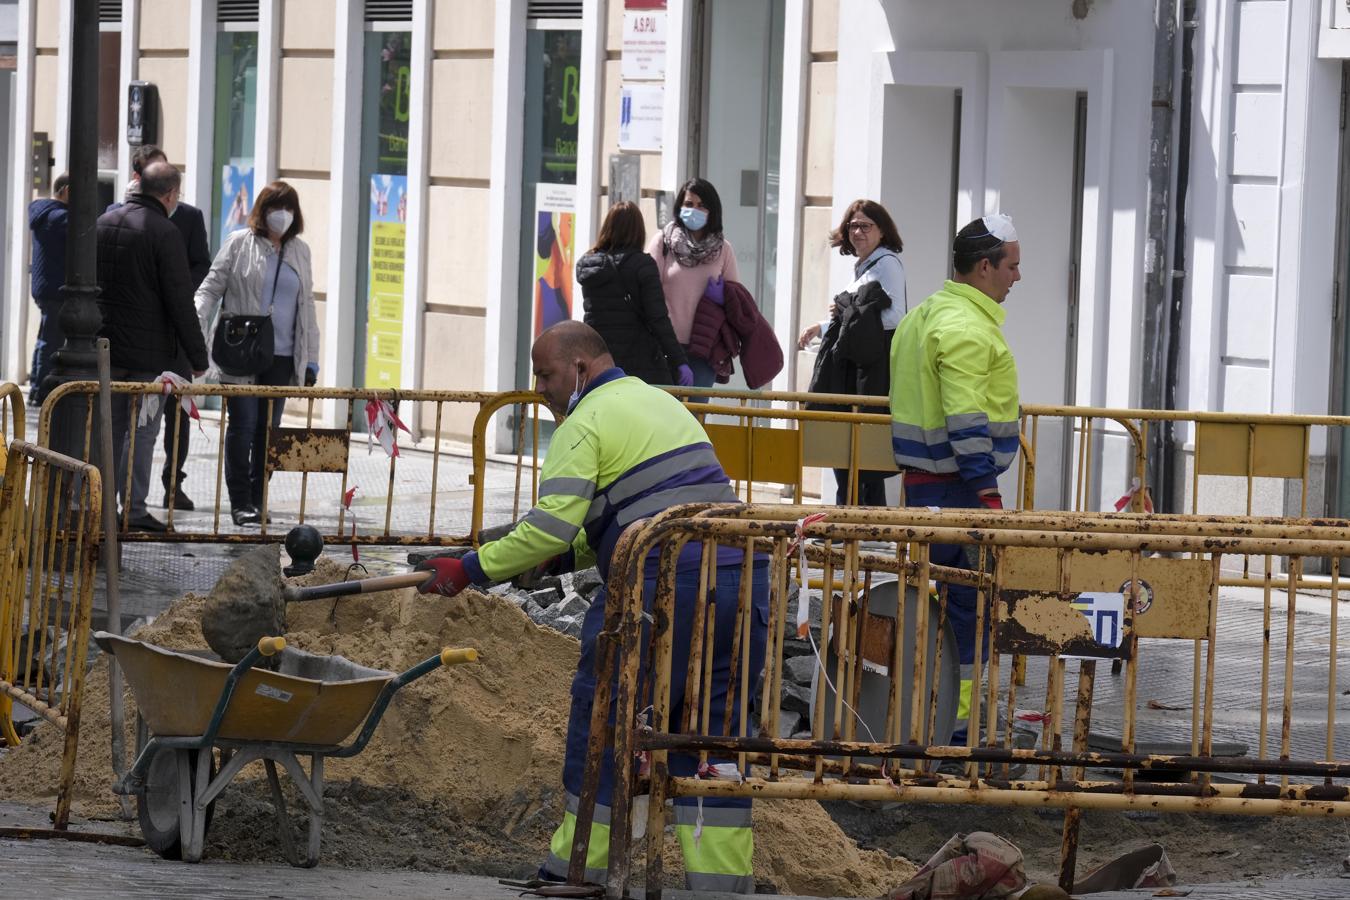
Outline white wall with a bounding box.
[1185,0,1341,431]
[837,0,1154,415]
[836,0,1154,507]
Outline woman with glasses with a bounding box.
[799,198,908,505]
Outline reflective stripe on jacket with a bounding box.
[465,368,737,584]
[889,279,1019,492]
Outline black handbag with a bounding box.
[211,249,284,377]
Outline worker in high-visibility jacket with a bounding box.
[417,321,767,895]
[889,214,1021,743]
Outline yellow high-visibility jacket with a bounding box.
[888,280,1019,491]
[463,368,736,585]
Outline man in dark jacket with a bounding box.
[97,161,209,532]
[109,144,211,511]
[27,174,69,406]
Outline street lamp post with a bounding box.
[45,0,102,460]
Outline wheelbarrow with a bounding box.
[95,630,478,867]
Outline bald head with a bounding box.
[140,160,181,201]
[531,321,615,417]
[536,320,611,363]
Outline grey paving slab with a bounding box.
[4,834,1350,900]
[1012,587,1350,777]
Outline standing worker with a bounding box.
[417,321,767,894]
[27,174,70,407]
[889,214,1021,743]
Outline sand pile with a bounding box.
[0,557,914,894]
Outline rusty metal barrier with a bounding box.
[573,504,1350,898]
[0,382,24,477]
[33,380,545,547]
[0,441,102,829]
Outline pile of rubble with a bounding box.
[483,566,825,739]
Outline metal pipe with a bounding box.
[1159,0,1199,511]
[96,340,131,819]
[674,777,1350,818]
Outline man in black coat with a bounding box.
[97,161,209,531]
[109,144,211,511]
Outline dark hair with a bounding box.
[591,201,646,254]
[53,173,70,196]
[673,177,723,236]
[248,181,304,243]
[830,199,903,256]
[131,144,166,175]
[139,160,181,198]
[952,217,1009,275]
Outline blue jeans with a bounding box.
[683,353,717,402]
[224,355,292,508]
[29,300,63,404]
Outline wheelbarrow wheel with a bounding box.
[137,746,217,860]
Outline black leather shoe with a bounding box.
[232,506,261,526]
[127,512,168,532]
[163,489,195,512]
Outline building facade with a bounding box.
[5,0,1350,515]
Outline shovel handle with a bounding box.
[282,571,433,603]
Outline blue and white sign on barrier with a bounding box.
[1067,592,1126,660]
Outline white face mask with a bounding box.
[266,209,294,237]
[566,368,587,414]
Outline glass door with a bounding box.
[354,28,412,394]
[211,29,258,251]
[693,0,783,319]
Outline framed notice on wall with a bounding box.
[621,9,666,80]
[618,83,663,152]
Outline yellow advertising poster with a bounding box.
[365,174,407,388]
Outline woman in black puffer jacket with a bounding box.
[576,202,692,386]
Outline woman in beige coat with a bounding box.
[195,181,320,526]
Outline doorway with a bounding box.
[993,88,1086,509]
[688,0,783,322]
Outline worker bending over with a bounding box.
[889,214,1022,743]
[418,321,767,894]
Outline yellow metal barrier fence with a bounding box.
[0,441,102,829]
[0,382,24,478]
[574,504,1350,898]
[34,381,545,547]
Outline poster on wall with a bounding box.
[365,173,408,389]
[618,83,663,152]
[533,183,576,340]
[219,164,254,240]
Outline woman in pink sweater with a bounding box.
[646,178,740,387]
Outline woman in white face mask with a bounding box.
[645,177,740,391]
[195,181,320,526]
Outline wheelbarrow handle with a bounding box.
[332,646,481,759]
[282,571,433,603]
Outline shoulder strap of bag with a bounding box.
[855,250,894,280]
[265,244,285,315]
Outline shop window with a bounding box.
[211,31,258,251]
[354,29,412,391]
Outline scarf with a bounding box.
[663,221,724,268]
